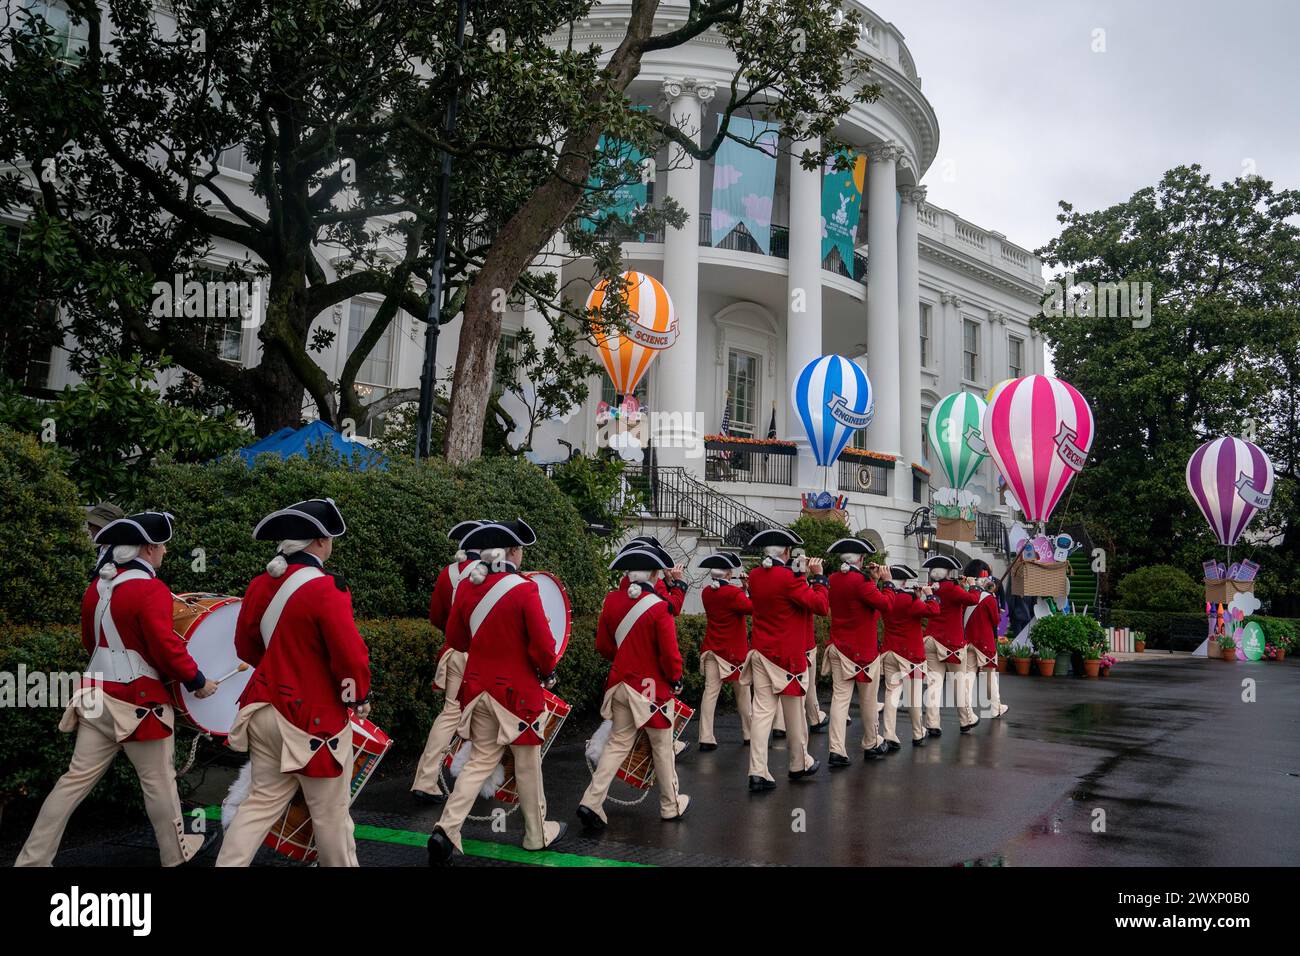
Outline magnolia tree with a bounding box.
[0,0,875,453]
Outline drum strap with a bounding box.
[448,559,480,598]
[469,574,526,638]
[89,570,161,683]
[963,591,993,627]
[260,567,326,647]
[615,594,660,648]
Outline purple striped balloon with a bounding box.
[1185,437,1274,546]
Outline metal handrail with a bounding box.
[631,463,780,549]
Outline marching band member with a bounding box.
[962,560,1008,720]
[427,520,567,864]
[18,511,217,867]
[619,535,688,614]
[823,538,892,766]
[578,548,691,827]
[217,498,371,867]
[696,552,752,750]
[411,520,484,803]
[878,565,939,750]
[741,528,828,791]
[922,555,983,735]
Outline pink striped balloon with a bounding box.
[1185,437,1274,546]
[982,375,1094,523]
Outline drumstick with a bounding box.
[215,662,250,684]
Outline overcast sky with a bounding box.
[868,0,1300,256]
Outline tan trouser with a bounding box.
[580,697,687,821]
[411,653,465,796]
[924,641,975,728]
[972,667,1002,716]
[804,648,826,726]
[436,703,560,852]
[699,656,751,745]
[216,706,358,867]
[829,672,881,757]
[748,664,809,780]
[881,655,926,743]
[17,706,197,867]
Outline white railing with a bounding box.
[917,203,1041,281]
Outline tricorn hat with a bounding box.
[922,554,962,572]
[889,564,919,582]
[459,518,537,551]
[94,511,175,546]
[827,537,877,556]
[254,499,346,541]
[447,520,484,544]
[610,547,672,572]
[622,535,663,552]
[747,527,803,549]
[698,552,743,571]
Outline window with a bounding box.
[347,300,395,390]
[218,145,258,177]
[963,319,980,382]
[921,405,933,464]
[919,303,932,368]
[1,223,56,388]
[725,349,759,437]
[25,2,88,64]
[1008,335,1024,378]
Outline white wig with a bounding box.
[267,538,314,578]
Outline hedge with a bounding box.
[1107,610,1300,652]
[117,452,611,619]
[1115,565,1203,612]
[0,427,93,626]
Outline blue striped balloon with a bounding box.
[791,355,874,466]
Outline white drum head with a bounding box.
[179,600,249,735]
[528,572,571,660]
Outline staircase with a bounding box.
[1061,523,1101,615]
[627,463,781,551]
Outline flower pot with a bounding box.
[1037,657,1056,677]
[1279,649,1287,661]
[1219,647,1237,661]
[997,656,1007,674]
[1135,640,1145,653]
[1083,659,1101,678]
[1013,658,1031,676]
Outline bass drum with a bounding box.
[523,571,572,661]
[171,593,248,736]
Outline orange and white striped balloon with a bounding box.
[585,271,678,398]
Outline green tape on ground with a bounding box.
[201,805,650,868]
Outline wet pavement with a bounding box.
[4,655,1298,867]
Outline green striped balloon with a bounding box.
[927,391,988,489]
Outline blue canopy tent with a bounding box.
[237,420,387,470]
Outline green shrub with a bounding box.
[1115,564,1203,612]
[0,427,93,625]
[1243,616,1296,651]
[118,452,609,619]
[1030,614,1104,655]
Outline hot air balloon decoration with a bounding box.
[790,355,873,486]
[585,270,678,401]
[925,391,989,541]
[982,374,1094,527]
[1186,436,1273,606]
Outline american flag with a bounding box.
[718,393,732,462]
[766,402,777,439]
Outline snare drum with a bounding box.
[524,571,571,660]
[617,700,694,790]
[263,714,392,863]
[170,593,248,736]
[443,690,570,804]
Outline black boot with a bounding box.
[576,805,606,830]
[829,752,851,769]
[699,741,718,752]
[926,727,942,738]
[427,827,454,866]
[912,735,927,747]
[960,716,981,733]
[749,775,776,792]
[789,759,821,780]
[885,739,901,752]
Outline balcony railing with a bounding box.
[837,455,891,496]
[704,439,795,486]
[975,512,1009,554]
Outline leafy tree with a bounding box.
[1036,165,1300,611]
[0,0,875,456]
[1114,564,1203,612]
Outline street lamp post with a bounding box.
[904,506,936,556]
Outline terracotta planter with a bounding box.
[1013,658,1031,676]
[1279,649,1287,661]
[1219,647,1237,661]
[997,656,1007,673]
[1135,640,1145,653]
[1037,657,1056,677]
[1083,659,1101,678]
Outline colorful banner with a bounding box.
[580,134,647,233]
[710,117,779,254]
[821,151,866,277]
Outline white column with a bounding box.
[786,135,824,487]
[897,185,926,489]
[865,142,903,488]
[655,77,714,475]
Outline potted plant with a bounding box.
[1099,653,1116,677]
[1029,615,1105,678]
[1217,633,1238,661]
[1033,633,1056,677]
[1134,631,1146,653]
[1011,644,1033,676]
[996,638,1010,673]
[1082,643,1103,678]
[1264,643,1280,661]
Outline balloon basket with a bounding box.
[1010,558,1069,597]
[1204,579,1253,605]
[800,507,849,523]
[935,516,976,542]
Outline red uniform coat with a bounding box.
[445,570,558,743]
[429,556,480,659]
[235,560,372,776]
[80,563,203,741]
[963,592,1002,662]
[596,586,683,728]
[700,583,752,668]
[748,563,829,674]
[880,587,939,664]
[654,576,687,616]
[928,579,981,650]
[828,569,891,668]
